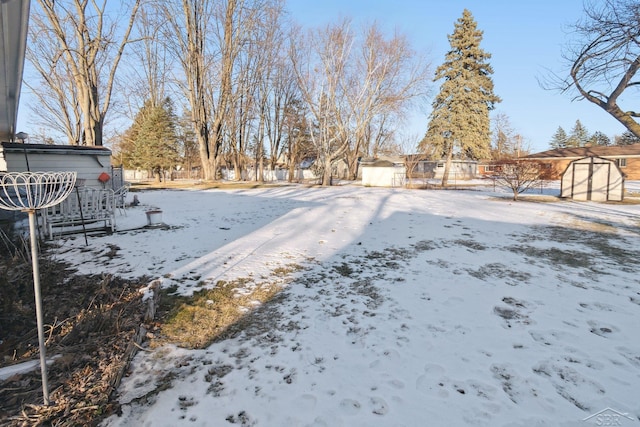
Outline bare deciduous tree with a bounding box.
[28,0,141,146]
[162,0,217,180]
[290,20,429,186]
[491,113,525,160]
[290,21,351,186]
[125,5,171,111]
[162,0,282,181]
[492,160,551,201]
[345,24,430,179]
[553,0,640,138]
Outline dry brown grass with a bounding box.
[155,264,303,349]
[157,281,280,349]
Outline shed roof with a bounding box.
[360,158,404,167]
[0,0,30,142]
[526,143,640,160]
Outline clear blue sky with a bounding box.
[15,1,628,153]
[286,0,629,153]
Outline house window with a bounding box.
[616,158,627,168]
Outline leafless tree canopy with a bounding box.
[23,1,429,183]
[491,160,551,201]
[556,0,640,138]
[27,0,141,146]
[290,20,430,185]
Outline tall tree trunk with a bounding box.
[441,143,453,187]
[322,158,332,186]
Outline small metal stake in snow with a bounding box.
[0,171,77,405]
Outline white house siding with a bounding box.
[417,160,478,180]
[0,143,112,188]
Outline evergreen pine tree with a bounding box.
[615,131,640,145]
[550,126,568,149]
[567,120,589,147]
[588,131,611,146]
[419,9,500,185]
[121,97,180,181]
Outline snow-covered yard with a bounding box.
[46,183,640,426]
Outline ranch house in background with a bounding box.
[522,144,640,180]
[412,159,478,180]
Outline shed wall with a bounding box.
[362,166,406,187]
[560,157,624,201]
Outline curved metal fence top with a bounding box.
[0,171,77,211]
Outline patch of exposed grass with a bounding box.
[350,278,384,310]
[155,279,282,349]
[562,219,619,234]
[333,262,355,277]
[517,225,636,269]
[272,263,304,277]
[454,239,487,251]
[467,263,532,285]
[508,245,593,269]
[489,195,562,203]
[412,240,438,252]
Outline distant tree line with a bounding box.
[22,0,639,185]
[549,119,639,149]
[24,0,430,185]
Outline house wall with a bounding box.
[416,160,478,180]
[618,158,640,179]
[1,147,112,188]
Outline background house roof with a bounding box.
[0,0,30,142]
[526,143,640,159]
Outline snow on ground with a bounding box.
[47,183,640,426]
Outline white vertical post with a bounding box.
[28,209,50,405]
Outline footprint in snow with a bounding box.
[587,320,617,337]
[415,375,449,398]
[388,378,404,389]
[369,396,389,415]
[293,393,317,411]
[339,398,361,415]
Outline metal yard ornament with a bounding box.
[0,171,77,405]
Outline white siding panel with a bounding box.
[2,151,111,188]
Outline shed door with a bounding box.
[590,162,611,201]
[571,164,591,200]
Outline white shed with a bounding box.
[560,156,624,201]
[0,142,113,188]
[361,159,406,187]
